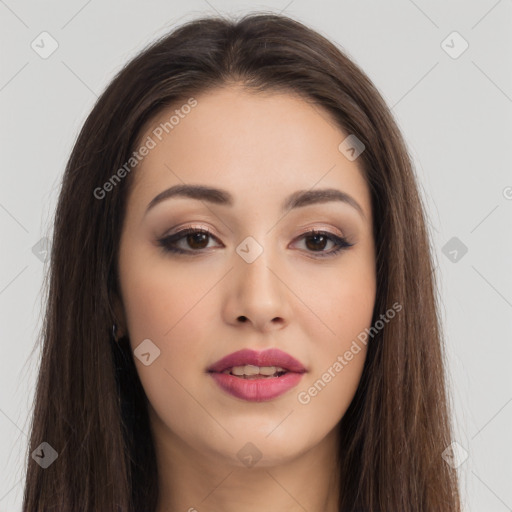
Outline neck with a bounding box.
[151,410,340,512]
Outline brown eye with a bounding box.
[158,228,220,254]
[158,227,353,258]
[293,230,353,258]
[304,233,329,251]
[186,231,210,249]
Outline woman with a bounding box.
[23,12,461,511]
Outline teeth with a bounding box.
[258,366,283,376]
[233,364,259,376]
[224,365,286,377]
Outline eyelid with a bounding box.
[293,224,346,239]
[288,228,353,255]
[157,225,223,255]
[163,223,345,245]
[164,223,221,240]
[157,223,353,259]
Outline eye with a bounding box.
[157,227,353,257]
[291,229,353,258]
[157,227,222,255]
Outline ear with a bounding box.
[111,289,128,339]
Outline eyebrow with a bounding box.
[145,184,366,219]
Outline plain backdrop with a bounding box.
[1,1,511,510]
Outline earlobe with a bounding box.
[110,290,127,339]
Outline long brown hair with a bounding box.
[22,12,460,511]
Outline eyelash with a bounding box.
[157,227,353,258]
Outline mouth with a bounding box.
[217,364,290,379]
[206,348,307,402]
[207,347,306,375]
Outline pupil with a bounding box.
[306,234,326,251]
[188,232,208,249]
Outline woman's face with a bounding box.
[117,85,376,468]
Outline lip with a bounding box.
[207,348,307,374]
[207,348,307,402]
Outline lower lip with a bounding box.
[209,372,305,402]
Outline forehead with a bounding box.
[128,85,371,218]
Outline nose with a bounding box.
[222,248,291,333]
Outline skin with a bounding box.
[116,85,376,512]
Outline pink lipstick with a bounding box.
[207,348,306,402]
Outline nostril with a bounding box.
[238,316,247,322]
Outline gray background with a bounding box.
[1,0,511,510]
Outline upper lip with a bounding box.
[207,348,307,373]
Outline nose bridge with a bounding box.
[236,239,278,301]
[229,235,288,329]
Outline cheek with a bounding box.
[293,281,373,428]
[119,248,209,343]
[118,256,215,433]
[117,232,377,455]
[119,249,219,383]
[295,346,367,434]
[294,253,376,344]
[292,254,375,413]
